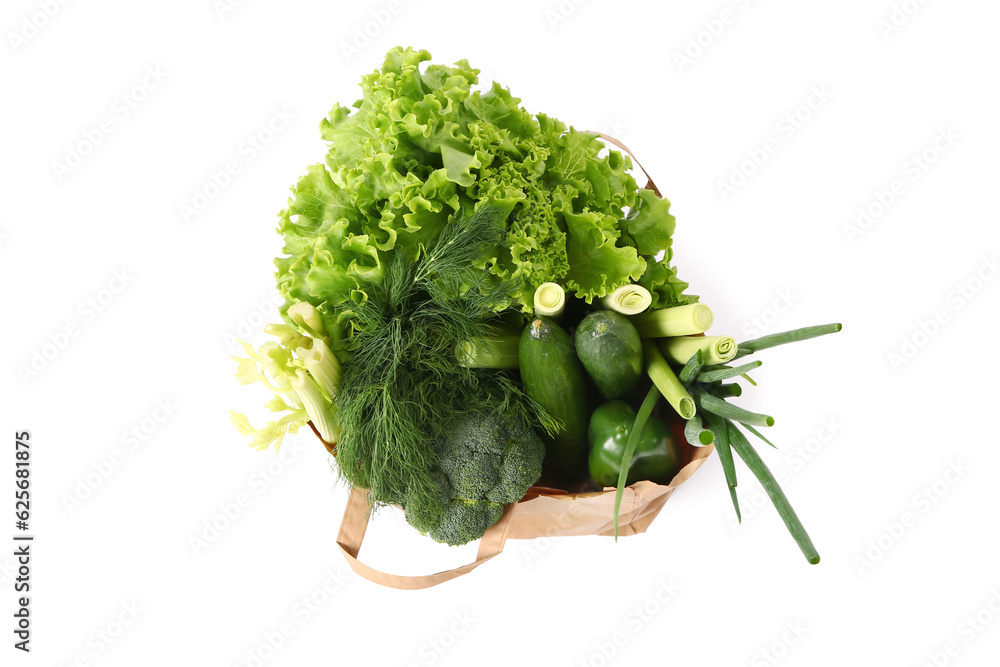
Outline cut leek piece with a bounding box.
[602,284,652,316]
[533,282,566,318]
[661,335,737,366]
[631,303,714,337]
[642,340,696,419]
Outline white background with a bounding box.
[3,0,1000,665]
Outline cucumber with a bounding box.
[519,316,589,483]
[574,311,643,400]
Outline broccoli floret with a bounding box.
[403,471,450,535]
[400,411,545,545]
[488,417,546,504]
[429,498,504,546]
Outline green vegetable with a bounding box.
[401,411,545,545]
[727,421,820,564]
[642,340,696,419]
[601,284,652,315]
[631,303,713,337]
[735,323,843,358]
[231,306,342,450]
[533,282,566,318]
[588,401,681,488]
[455,325,521,369]
[333,207,556,516]
[272,47,695,358]
[703,411,740,521]
[611,385,660,539]
[519,316,589,483]
[696,360,762,383]
[671,323,842,563]
[574,311,643,400]
[661,335,737,366]
[683,415,714,446]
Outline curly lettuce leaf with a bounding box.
[273,46,694,347]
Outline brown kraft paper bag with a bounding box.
[334,446,714,590]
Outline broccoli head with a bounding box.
[402,410,545,545]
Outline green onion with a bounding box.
[697,360,762,383]
[631,303,714,337]
[684,415,715,446]
[642,340,696,419]
[697,391,774,427]
[735,323,843,358]
[727,421,820,564]
[712,383,742,398]
[533,282,566,318]
[704,412,740,521]
[602,284,652,316]
[662,335,737,366]
[678,349,704,385]
[613,384,661,540]
[741,422,776,449]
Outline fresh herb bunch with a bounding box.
[334,205,558,513]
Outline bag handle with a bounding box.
[335,487,514,590]
[585,131,663,198]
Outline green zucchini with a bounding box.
[519,316,589,483]
[574,311,643,400]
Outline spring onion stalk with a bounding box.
[713,383,743,398]
[741,422,776,449]
[613,384,661,540]
[631,303,714,337]
[727,421,820,564]
[454,333,520,368]
[697,360,762,383]
[697,390,775,427]
[704,412,740,521]
[678,349,704,385]
[684,415,715,446]
[287,301,327,338]
[735,323,843,359]
[661,335,737,366]
[533,282,566,318]
[292,370,340,445]
[296,337,341,399]
[642,340,696,420]
[602,284,652,316]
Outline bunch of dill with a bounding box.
[334,206,557,510]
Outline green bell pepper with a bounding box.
[587,400,681,488]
